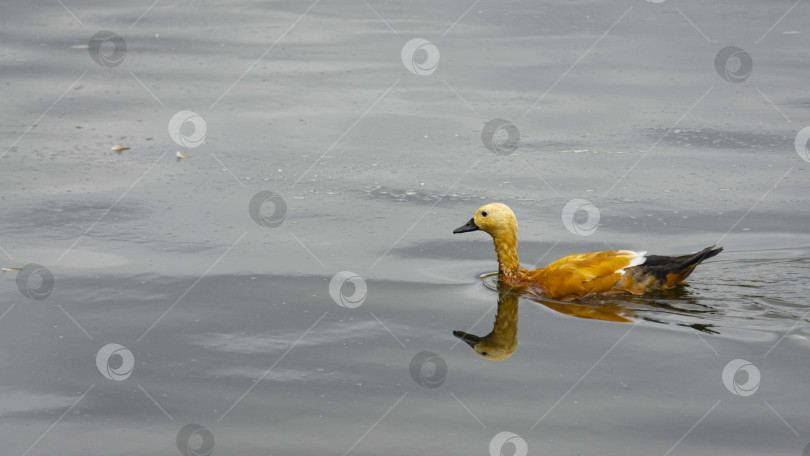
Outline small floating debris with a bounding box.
[176,151,189,161]
[2,267,22,272]
[111,145,130,153]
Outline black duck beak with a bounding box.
[453,218,479,234]
[453,330,481,348]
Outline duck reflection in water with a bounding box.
[454,280,520,361]
[454,278,717,361]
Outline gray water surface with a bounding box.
[2,0,810,455]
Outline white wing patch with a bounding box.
[618,250,647,275]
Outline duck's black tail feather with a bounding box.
[633,245,723,286]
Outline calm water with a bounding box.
[2,0,810,455]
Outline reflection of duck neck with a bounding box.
[491,288,519,352]
[455,285,519,361]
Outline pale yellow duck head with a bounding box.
[454,203,521,276]
[452,202,517,238]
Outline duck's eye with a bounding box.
[481,211,488,217]
[481,351,488,356]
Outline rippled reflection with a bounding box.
[455,275,721,361]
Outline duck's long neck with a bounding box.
[492,228,521,278]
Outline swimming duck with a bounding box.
[453,203,722,300]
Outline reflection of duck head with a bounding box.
[454,283,519,361]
